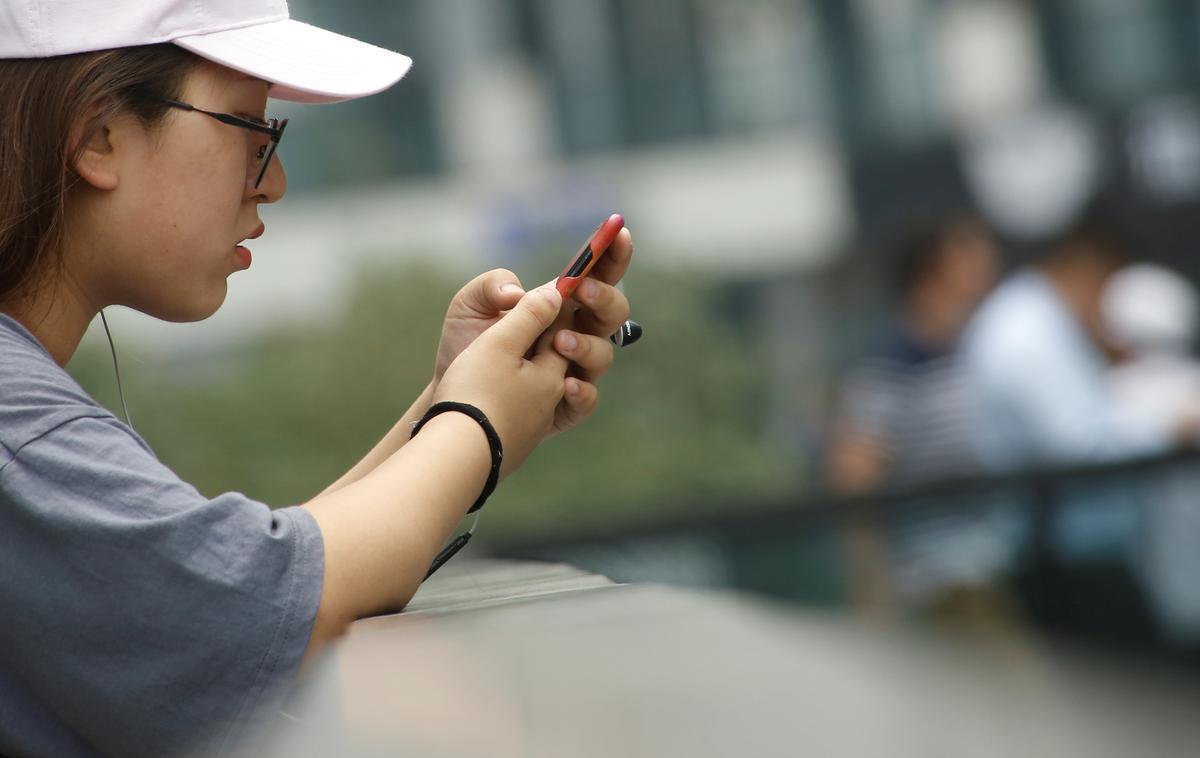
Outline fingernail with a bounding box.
[581,279,599,300]
[500,283,524,295]
[565,378,580,396]
[560,331,578,352]
[539,286,561,306]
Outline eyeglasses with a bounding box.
[156,98,288,188]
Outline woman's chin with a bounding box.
[140,288,227,323]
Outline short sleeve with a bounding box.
[0,415,324,757]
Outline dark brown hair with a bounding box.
[891,214,989,297]
[0,44,199,305]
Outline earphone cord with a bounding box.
[423,511,482,581]
[100,309,135,431]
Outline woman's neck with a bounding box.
[1,277,99,367]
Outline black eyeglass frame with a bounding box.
[157,97,287,188]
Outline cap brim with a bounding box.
[174,19,412,104]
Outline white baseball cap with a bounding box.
[0,0,412,103]
[1103,263,1199,353]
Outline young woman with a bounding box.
[0,2,632,756]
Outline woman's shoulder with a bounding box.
[0,315,113,461]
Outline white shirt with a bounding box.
[1109,352,1200,445]
[960,270,1164,471]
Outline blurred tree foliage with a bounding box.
[68,256,799,543]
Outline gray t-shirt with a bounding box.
[0,315,325,757]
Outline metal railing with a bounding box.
[487,448,1200,650]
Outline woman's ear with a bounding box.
[71,116,121,192]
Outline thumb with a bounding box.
[455,269,525,318]
[484,285,563,355]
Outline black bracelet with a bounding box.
[410,401,503,513]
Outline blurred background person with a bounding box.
[827,215,999,493]
[826,216,1005,621]
[1103,263,1200,653]
[1103,263,1200,447]
[961,215,1159,469]
[960,215,1193,648]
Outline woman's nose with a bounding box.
[249,155,287,203]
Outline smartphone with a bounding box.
[556,213,624,298]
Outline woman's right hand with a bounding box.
[432,284,569,475]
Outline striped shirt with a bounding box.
[840,334,979,486]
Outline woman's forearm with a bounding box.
[301,410,490,657]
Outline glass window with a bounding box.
[1062,0,1175,105]
[852,0,944,145]
[613,0,709,146]
[694,0,833,135]
[533,0,627,153]
[280,0,442,187]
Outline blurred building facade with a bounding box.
[283,0,1200,242]
[286,1,1200,186]
[263,0,1200,322]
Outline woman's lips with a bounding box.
[234,245,252,270]
[233,224,262,270]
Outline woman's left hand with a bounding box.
[434,268,528,382]
[433,227,634,434]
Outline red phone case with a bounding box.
[556,214,624,298]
